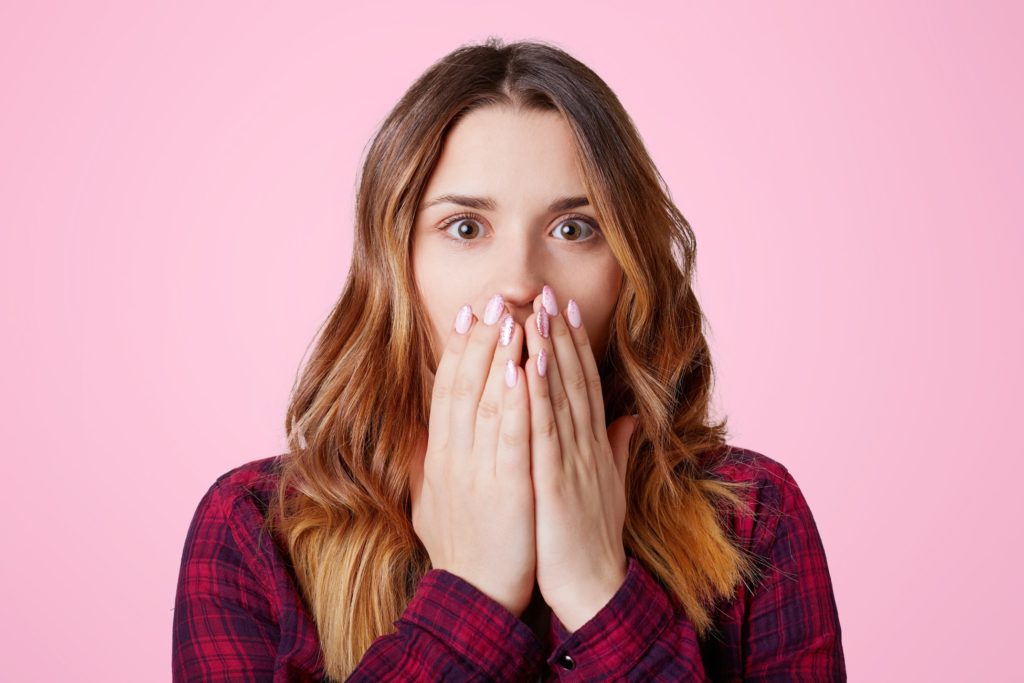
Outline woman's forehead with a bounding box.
[421,107,587,206]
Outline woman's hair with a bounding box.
[264,36,763,681]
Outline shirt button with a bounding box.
[556,654,576,670]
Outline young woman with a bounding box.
[173,38,846,682]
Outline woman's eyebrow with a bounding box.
[419,194,590,213]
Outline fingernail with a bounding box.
[505,358,517,387]
[455,304,472,334]
[499,314,514,346]
[567,299,582,328]
[541,285,558,317]
[484,294,504,325]
[537,348,547,377]
[536,307,550,339]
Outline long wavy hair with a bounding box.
[264,37,764,681]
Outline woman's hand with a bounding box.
[409,295,537,618]
[523,285,640,632]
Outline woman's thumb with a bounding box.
[607,413,639,482]
[409,429,428,512]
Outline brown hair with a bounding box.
[264,36,761,681]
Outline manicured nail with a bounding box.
[505,358,517,387]
[484,294,504,325]
[566,299,582,328]
[536,307,549,339]
[541,285,558,317]
[455,304,472,334]
[499,314,514,346]
[537,348,547,377]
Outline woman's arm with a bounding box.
[172,482,546,682]
[347,569,544,681]
[539,555,711,681]
[740,468,846,680]
[540,469,846,682]
[172,483,297,681]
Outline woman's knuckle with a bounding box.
[500,429,526,448]
[570,372,588,392]
[551,390,570,412]
[477,398,500,420]
[452,376,475,400]
[432,381,452,401]
[539,418,558,440]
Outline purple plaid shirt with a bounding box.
[172,446,845,681]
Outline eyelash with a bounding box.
[436,212,602,249]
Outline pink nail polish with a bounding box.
[499,314,514,346]
[541,285,558,317]
[567,299,582,328]
[537,348,547,377]
[505,358,517,387]
[536,307,549,339]
[484,294,504,325]
[455,304,472,334]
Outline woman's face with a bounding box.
[412,105,623,368]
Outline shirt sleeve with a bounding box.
[541,468,846,682]
[173,480,546,682]
[742,468,847,681]
[172,482,287,682]
[347,570,545,681]
[543,555,710,681]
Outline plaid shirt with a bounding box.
[172,447,845,681]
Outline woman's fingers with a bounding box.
[417,294,538,615]
[428,303,477,466]
[448,294,506,469]
[474,311,526,475]
[495,357,532,483]
[524,288,573,473]
[562,298,608,445]
[428,287,606,485]
[523,313,559,484]
[546,296,594,451]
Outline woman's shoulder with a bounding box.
[204,452,287,509]
[708,444,791,485]
[179,454,295,592]
[704,444,821,557]
[184,453,290,556]
[175,452,317,674]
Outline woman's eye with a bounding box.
[550,217,598,242]
[441,217,486,242]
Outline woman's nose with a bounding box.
[487,241,545,319]
[493,286,541,322]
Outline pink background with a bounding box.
[2,2,1020,680]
